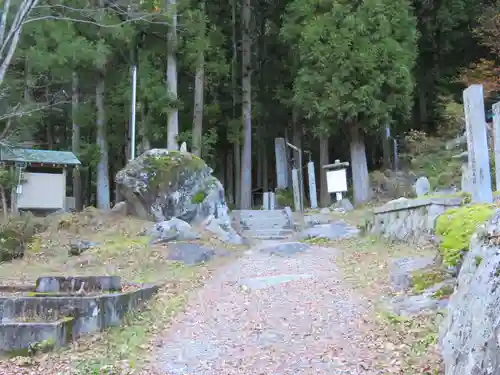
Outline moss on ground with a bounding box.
[410,268,448,294]
[435,204,494,266]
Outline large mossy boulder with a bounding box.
[115,149,228,223]
[440,209,500,375]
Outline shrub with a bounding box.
[0,213,48,262]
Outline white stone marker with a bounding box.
[275,138,289,189]
[307,161,318,209]
[291,168,301,211]
[492,102,500,191]
[463,85,493,203]
[269,192,276,210]
[180,142,188,152]
[263,192,270,210]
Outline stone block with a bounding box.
[0,282,159,354]
[0,318,74,353]
[36,276,121,293]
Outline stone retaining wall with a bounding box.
[365,197,463,244]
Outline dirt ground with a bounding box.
[0,209,443,374]
[335,236,444,374]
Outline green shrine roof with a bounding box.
[0,148,81,166]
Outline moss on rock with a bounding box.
[411,268,448,294]
[191,190,208,204]
[436,204,495,266]
[144,151,206,189]
[432,284,454,300]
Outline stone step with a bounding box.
[242,229,295,240]
[241,216,289,223]
[239,213,287,221]
[237,209,286,214]
[241,221,290,230]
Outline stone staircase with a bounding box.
[231,208,295,240]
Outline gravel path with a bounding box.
[150,239,385,375]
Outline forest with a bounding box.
[0,0,498,211]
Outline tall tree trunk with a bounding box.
[192,0,205,157]
[285,127,293,189]
[319,136,330,207]
[231,0,241,207]
[45,81,53,149]
[71,71,82,211]
[226,150,234,204]
[418,85,428,128]
[350,123,370,206]
[381,126,391,170]
[234,143,241,206]
[262,144,269,192]
[96,68,110,209]
[166,0,179,150]
[23,57,34,143]
[0,186,7,220]
[257,125,263,189]
[139,102,151,154]
[240,0,252,209]
[292,110,305,204]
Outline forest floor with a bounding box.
[0,208,443,374]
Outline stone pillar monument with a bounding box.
[463,85,493,203]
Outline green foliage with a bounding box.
[437,96,465,138]
[0,214,48,262]
[0,168,18,189]
[436,205,494,266]
[177,127,219,163]
[281,0,417,133]
[401,130,462,189]
[276,189,294,208]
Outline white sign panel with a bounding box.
[326,169,347,193]
[17,172,65,210]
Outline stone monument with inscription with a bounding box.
[307,161,318,209]
[463,85,493,203]
[493,102,500,191]
[274,138,289,190]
